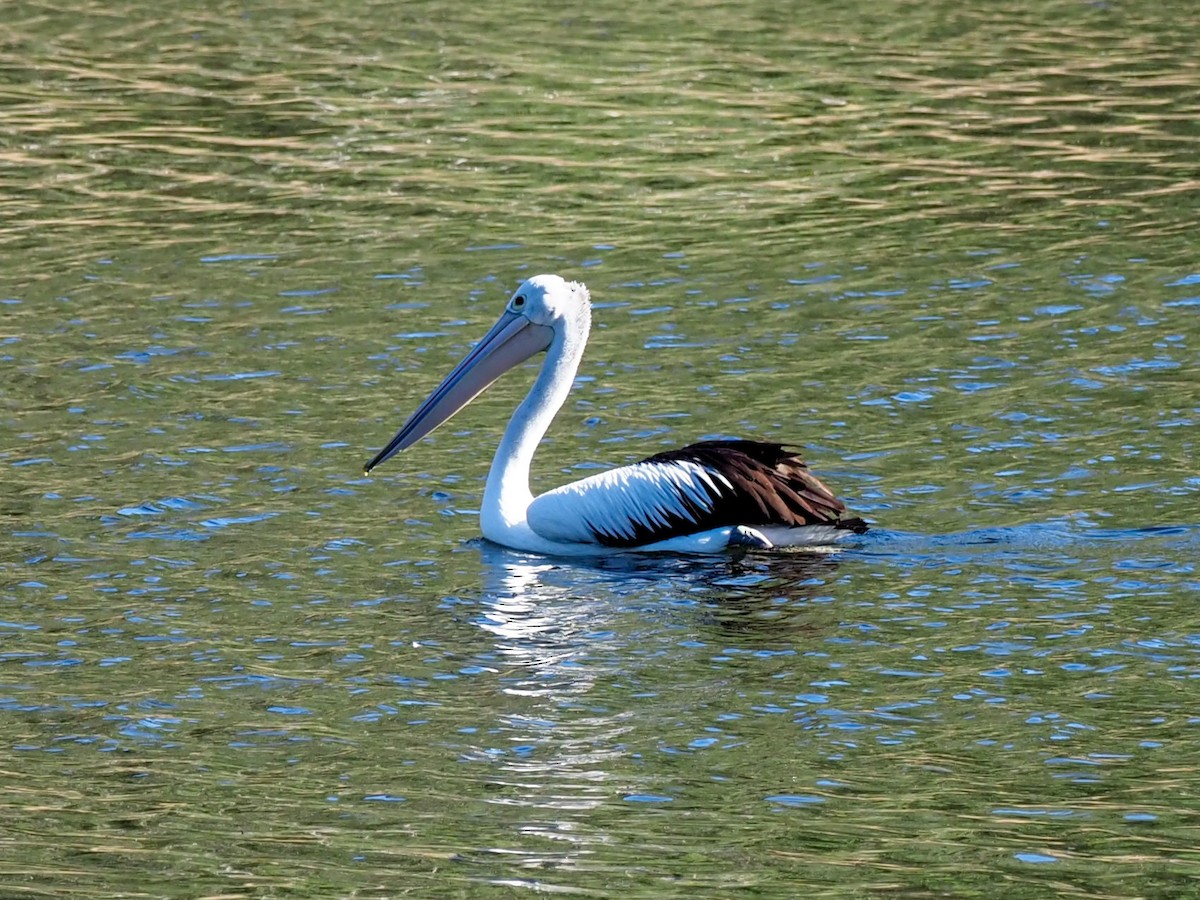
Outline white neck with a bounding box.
[480,320,588,540]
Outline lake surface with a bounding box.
[3,0,1198,896]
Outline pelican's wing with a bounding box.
[527,458,731,547]
[526,440,866,548]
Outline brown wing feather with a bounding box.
[642,440,868,534]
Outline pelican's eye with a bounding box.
[512,294,526,310]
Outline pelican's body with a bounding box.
[366,275,867,555]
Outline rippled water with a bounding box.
[3,0,1199,896]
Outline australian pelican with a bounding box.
[365,274,867,555]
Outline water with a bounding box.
[3,0,1199,895]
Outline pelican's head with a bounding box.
[505,274,591,332]
[364,274,591,473]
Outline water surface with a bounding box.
[2,0,1199,896]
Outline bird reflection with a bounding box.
[472,541,845,690]
[453,544,849,869]
[471,549,595,697]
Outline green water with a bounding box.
[2,0,1199,896]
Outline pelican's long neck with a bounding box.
[482,315,589,533]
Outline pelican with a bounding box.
[365,274,867,555]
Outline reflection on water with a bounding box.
[2,0,1199,894]
[475,541,847,661]
[454,544,860,873]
